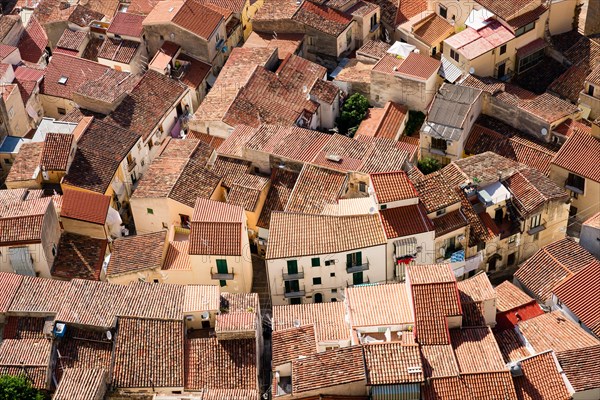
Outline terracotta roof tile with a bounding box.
[364,342,423,385]
[514,238,597,302]
[56,29,87,51]
[357,40,390,61]
[243,31,304,61]
[106,231,167,277]
[272,325,318,367]
[503,168,568,216]
[414,13,454,45]
[365,0,427,26]
[17,17,48,63]
[216,292,260,336]
[163,241,191,271]
[40,132,73,171]
[227,173,270,211]
[42,54,110,100]
[183,285,220,312]
[360,101,408,140]
[267,212,387,259]
[8,276,70,315]
[119,281,185,321]
[420,344,459,378]
[189,199,244,256]
[144,0,223,40]
[551,130,600,183]
[493,328,530,364]
[346,282,413,327]
[292,1,352,36]
[0,338,51,367]
[108,12,145,37]
[55,328,113,380]
[211,155,252,188]
[51,232,107,281]
[513,351,571,400]
[310,78,339,104]
[379,203,434,238]
[423,371,517,400]
[107,70,188,140]
[556,345,600,393]
[2,317,46,340]
[518,310,600,353]
[412,170,462,213]
[0,272,23,314]
[450,327,506,373]
[60,188,110,225]
[82,0,119,19]
[285,164,346,214]
[408,263,455,284]
[273,302,349,342]
[97,37,139,63]
[257,168,299,229]
[185,337,257,390]
[395,52,441,80]
[370,171,417,203]
[177,53,212,89]
[5,142,42,184]
[445,20,514,60]
[553,261,600,336]
[254,0,300,21]
[218,124,257,158]
[433,209,468,238]
[113,317,184,389]
[54,368,107,400]
[292,346,365,394]
[495,280,534,312]
[74,69,140,104]
[312,134,372,172]
[457,272,495,304]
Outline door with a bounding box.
[314,293,323,303]
[494,208,504,223]
[216,259,228,287]
[285,280,300,293]
[353,271,364,285]
[9,247,35,276]
[497,62,506,79]
[569,206,578,219]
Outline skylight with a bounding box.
[58,76,68,85]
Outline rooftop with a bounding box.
[379,203,434,239]
[243,31,304,61]
[292,0,352,36]
[97,38,140,64]
[42,54,110,100]
[556,345,600,393]
[513,351,570,400]
[272,325,317,367]
[346,282,413,327]
[285,164,346,215]
[51,232,108,281]
[53,368,107,400]
[56,29,87,51]
[60,188,110,225]
[356,102,408,140]
[256,168,299,229]
[108,12,145,37]
[449,327,506,373]
[495,280,535,312]
[190,199,244,256]
[551,130,600,183]
[445,20,514,60]
[106,231,167,277]
[272,302,349,342]
[17,17,48,63]
[366,0,427,26]
[40,132,73,171]
[143,0,223,40]
[364,342,423,385]
[5,142,42,184]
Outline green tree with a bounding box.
[0,374,45,400]
[417,157,441,175]
[336,93,370,135]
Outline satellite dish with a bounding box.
[201,311,210,320]
[369,206,376,214]
[106,331,112,340]
[302,85,308,93]
[293,319,301,328]
[469,67,475,74]
[541,128,548,136]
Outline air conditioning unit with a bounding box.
[185,315,194,321]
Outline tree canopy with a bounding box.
[336,93,370,136]
[0,375,45,400]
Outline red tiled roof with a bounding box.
[364,343,423,385]
[365,0,427,26]
[53,368,107,400]
[556,345,600,393]
[445,20,514,60]
[97,38,139,63]
[189,199,244,256]
[420,344,459,378]
[518,311,600,353]
[493,329,531,363]
[273,302,349,342]
[256,168,299,229]
[244,31,304,61]
[40,132,73,171]
[177,53,212,89]
[552,130,600,183]
[292,346,365,394]
[17,17,48,63]
[449,327,506,373]
[411,170,463,214]
[310,79,339,104]
[42,53,110,100]
[2,317,46,340]
[144,0,223,40]
[106,231,167,277]
[8,276,70,315]
[372,54,405,75]
[371,170,417,203]
[185,337,257,391]
[395,52,441,80]
[414,13,454,45]
[285,164,346,214]
[379,203,434,239]
[0,338,51,389]
[495,280,535,312]
[113,317,184,389]
[0,272,23,314]
[423,371,518,400]
[433,209,468,238]
[56,29,87,51]
[292,0,352,36]
[474,0,543,22]
[61,188,110,225]
[108,12,145,37]
[503,168,568,216]
[553,261,600,336]
[515,238,597,302]
[346,282,413,327]
[55,329,113,382]
[272,325,318,367]
[513,351,571,400]
[5,142,42,184]
[51,232,107,281]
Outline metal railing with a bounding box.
[211,267,234,280]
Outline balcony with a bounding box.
[429,146,447,156]
[127,157,137,172]
[564,178,584,195]
[347,276,370,287]
[211,267,234,280]
[284,289,305,298]
[346,260,370,274]
[282,268,304,281]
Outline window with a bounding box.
[518,49,544,72]
[330,272,335,277]
[500,44,507,55]
[313,277,322,285]
[307,36,315,46]
[450,48,459,62]
[588,85,595,96]
[331,288,337,293]
[311,257,320,267]
[346,252,362,267]
[4,159,11,165]
[291,298,302,304]
[331,298,337,302]
[370,13,377,31]
[58,76,68,85]
[436,208,446,217]
[507,253,516,266]
[217,259,228,287]
[314,293,323,303]
[566,173,585,194]
[515,21,535,37]
[432,46,436,56]
[180,214,191,228]
[353,271,364,285]
[346,28,352,47]
[380,204,387,210]
[439,4,447,18]
[160,34,164,40]
[468,270,476,278]
[358,182,367,193]
[147,208,154,214]
[325,260,335,266]
[431,137,448,151]
[52,244,57,257]
[286,260,298,275]
[477,242,486,252]
[153,279,159,283]
[137,143,142,150]
[57,107,66,115]
[530,214,542,229]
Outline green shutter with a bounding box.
[347,253,353,267]
[311,257,320,267]
[356,252,362,266]
[220,280,226,287]
[216,259,228,274]
[287,260,298,274]
[353,271,363,285]
[290,280,300,292]
[285,281,291,293]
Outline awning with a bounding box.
[394,237,418,259]
[387,41,416,58]
[439,55,463,83]
[516,38,547,58]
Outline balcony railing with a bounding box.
[347,276,370,287]
[346,260,369,274]
[282,268,304,281]
[127,157,136,172]
[284,289,305,298]
[211,267,234,280]
[564,179,584,195]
